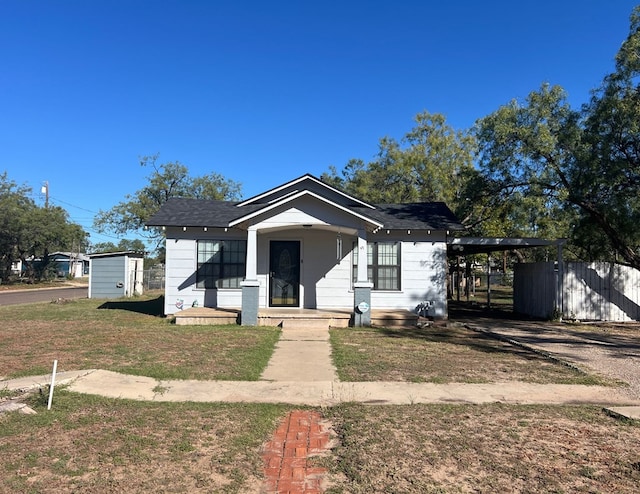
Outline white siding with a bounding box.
[304,230,352,309]
[163,226,450,317]
[369,238,448,317]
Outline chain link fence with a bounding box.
[143,267,165,291]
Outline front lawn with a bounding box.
[330,324,609,385]
[0,294,280,381]
[1,296,638,492]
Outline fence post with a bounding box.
[556,241,565,319]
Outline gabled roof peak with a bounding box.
[236,173,375,209]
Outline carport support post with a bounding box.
[487,254,491,309]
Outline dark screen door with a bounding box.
[269,241,300,307]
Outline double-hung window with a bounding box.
[353,241,401,290]
[197,240,246,289]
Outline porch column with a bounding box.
[354,229,373,326]
[241,227,259,326]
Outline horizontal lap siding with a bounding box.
[371,241,448,317]
[165,237,195,314]
[163,226,450,316]
[312,232,352,309]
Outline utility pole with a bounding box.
[41,181,49,208]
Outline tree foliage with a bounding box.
[323,111,478,215]
[0,172,87,282]
[475,6,640,268]
[474,84,579,240]
[94,155,242,248]
[90,238,147,254]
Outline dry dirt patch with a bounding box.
[0,391,288,493]
[324,403,640,493]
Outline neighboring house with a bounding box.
[23,252,90,278]
[146,174,464,325]
[49,252,90,278]
[88,251,144,299]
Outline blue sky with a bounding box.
[1,1,638,246]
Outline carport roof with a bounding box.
[447,237,566,256]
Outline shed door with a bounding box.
[269,241,300,307]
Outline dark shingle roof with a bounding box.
[146,198,257,227]
[356,203,464,231]
[147,197,464,231]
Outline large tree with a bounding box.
[94,155,242,249]
[475,6,640,269]
[323,111,478,215]
[474,84,579,239]
[0,172,87,282]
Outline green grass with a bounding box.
[2,294,639,492]
[0,293,280,380]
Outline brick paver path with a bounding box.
[262,410,333,493]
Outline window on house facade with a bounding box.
[197,240,247,289]
[353,241,401,290]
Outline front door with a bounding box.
[269,241,300,307]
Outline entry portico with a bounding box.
[147,174,463,325]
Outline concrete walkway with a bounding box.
[260,327,338,382]
[3,369,640,410]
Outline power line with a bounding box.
[49,196,99,214]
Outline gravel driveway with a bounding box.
[460,317,640,399]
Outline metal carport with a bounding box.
[446,237,566,309]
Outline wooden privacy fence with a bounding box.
[514,261,640,321]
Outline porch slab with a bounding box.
[172,307,421,328]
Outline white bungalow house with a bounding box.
[146,174,463,326]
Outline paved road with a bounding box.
[0,286,88,306]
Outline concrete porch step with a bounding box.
[280,318,330,330]
[258,308,352,329]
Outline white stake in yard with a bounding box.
[47,359,58,410]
